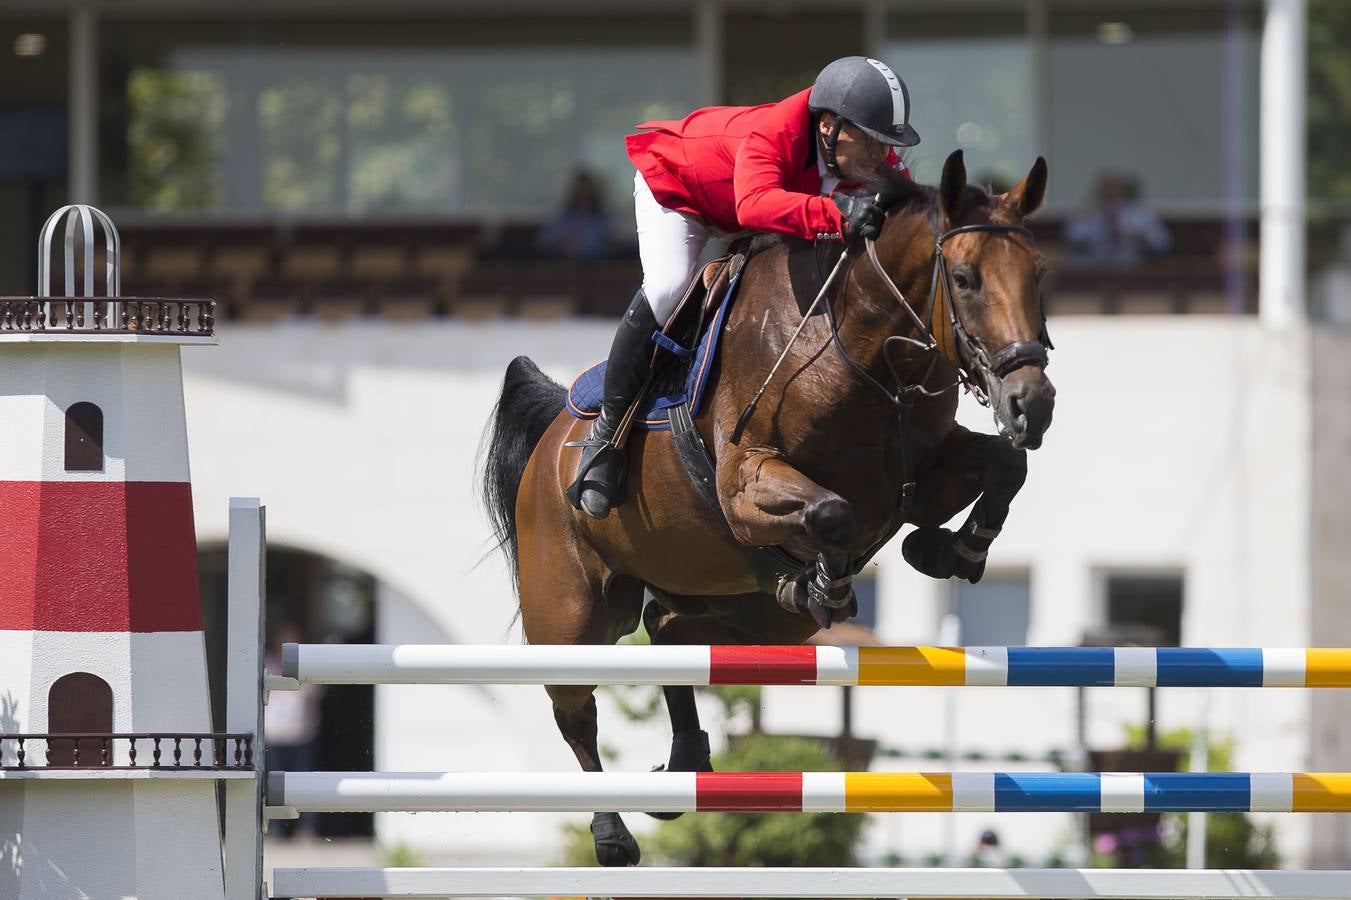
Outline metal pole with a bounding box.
[225,498,266,900]
[68,6,98,205]
[1186,709,1211,869]
[862,0,885,61]
[696,0,723,107]
[939,613,961,866]
[1259,0,1307,326]
[1026,0,1052,164]
[1223,0,1247,314]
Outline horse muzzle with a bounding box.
[993,365,1055,450]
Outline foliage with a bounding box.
[1309,0,1351,209]
[1087,726,1281,870]
[127,69,226,210]
[646,734,868,867]
[379,842,425,867]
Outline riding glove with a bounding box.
[832,194,885,241]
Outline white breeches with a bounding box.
[633,170,713,324]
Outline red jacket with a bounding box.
[626,87,908,242]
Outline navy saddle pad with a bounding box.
[565,272,741,432]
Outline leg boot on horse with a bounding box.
[566,290,659,519]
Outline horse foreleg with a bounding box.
[904,425,1028,583]
[717,448,858,627]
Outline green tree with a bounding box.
[1115,726,1281,870]
[127,69,227,211]
[649,734,869,867]
[1309,0,1351,207]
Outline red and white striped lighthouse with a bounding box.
[0,206,228,899]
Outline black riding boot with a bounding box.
[566,291,658,518]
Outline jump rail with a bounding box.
[271,865,1351,899]
[272,643,1351,689]
[266,770,1351,814]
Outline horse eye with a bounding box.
[953,272,972,291]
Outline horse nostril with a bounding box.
[1009,394,1026,421]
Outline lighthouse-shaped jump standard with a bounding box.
[0,207,230,900]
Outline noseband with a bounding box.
[864,221,1051,407]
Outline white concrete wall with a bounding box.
[182,316,1316,866]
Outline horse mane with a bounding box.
[743,168,996,256]
[871,167,993,234]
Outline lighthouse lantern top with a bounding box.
[0,205,215,343]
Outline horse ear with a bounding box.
[1006,156,1048,219]
[939,150,968,225]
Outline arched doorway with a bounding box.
[198,544,377,838]
[47,672,113,766]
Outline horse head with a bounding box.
[927,150,1056,449]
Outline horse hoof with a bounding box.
[591,812,641,866]
[903,527,987,584]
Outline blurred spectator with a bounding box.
[534,169,613,260]
[1063,172,1172,266]
[970,829,1008,867]
[265,622,324,839]
[1313,224,1351,327]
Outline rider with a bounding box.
[569,56,921,519]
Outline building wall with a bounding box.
[182,316,1326,865]
[1309,327,1351,865]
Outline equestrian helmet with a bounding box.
[809,56,920,147]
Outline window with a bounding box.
[47,672,113,767]
[950,571,1031,647]
[64,401,103,471]
[884,13,1035,190]
[1047,10,1258,214]
[851,570,878,631]
[1102,572,1183,646]
[101,19,698,227]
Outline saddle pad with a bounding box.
[565,272,741,432]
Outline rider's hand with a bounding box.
[832,194,885,242]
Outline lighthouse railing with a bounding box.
[0,297,215,336]
[0,732,255,770]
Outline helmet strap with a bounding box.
[821,116,845,179]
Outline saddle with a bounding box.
[565,249,747,432]
[566,239,828,599]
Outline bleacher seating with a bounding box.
[114,215,1256,323]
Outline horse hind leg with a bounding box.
[524,555,645,865]
[641,597,716,821]
[547,686,642,866]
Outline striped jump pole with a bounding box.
[266,770,1351,814]
[270,865,1351,899]
[274,643,1351,688]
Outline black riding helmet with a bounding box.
[809,56,920,175]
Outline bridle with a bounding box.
[857,221,1051,409]
[816,216,1052,520]
[722,210,1055,596]
[728,212,1053,458]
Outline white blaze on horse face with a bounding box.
[865,58,908,128]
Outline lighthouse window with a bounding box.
[65,402,104,471]
[47,672,113,767]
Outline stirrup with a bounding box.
[564,429,628,515]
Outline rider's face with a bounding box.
[818,113,889,181]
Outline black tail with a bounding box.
[480,356,567,587]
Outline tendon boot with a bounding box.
[565,290,658,518]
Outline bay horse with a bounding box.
[480,150,1055,866]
